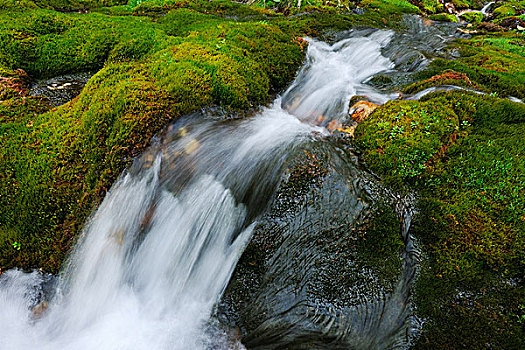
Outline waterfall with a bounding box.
[0,30,396,349]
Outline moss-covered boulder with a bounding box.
[459,10,483,22]
[414,33,525,99]
[354,88,525,348]
[0,1,307,272]
[428,12,458,22]
[404,70,480,94]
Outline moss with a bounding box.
[414,267,525,349]
[367,0,420,14]
[414,34,525,99]
[451,0,470,9]
[354,99,460,189]
[428,13,458,22]
[0,10,169,78]
[0,0,126,11]
[355,203,404,284]
[459,10,483,23]
[418,0,444,14]
[493,5,517,19]
[412,109,525,348]
[354,89,525,348]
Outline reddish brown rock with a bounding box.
[349,100,379,123]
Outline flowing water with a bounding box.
[0,30,419,349]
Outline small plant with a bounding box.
[518,304,525,324]
[389,125,404,138]
[11,241,21,250]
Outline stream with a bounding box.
[0,19,457,349]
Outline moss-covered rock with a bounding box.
[459,10,483,22]
[354,89,525,348]
[493,5,517,19]
[354,99,460,189]
[414,33,525,99]
[428,12,458,22]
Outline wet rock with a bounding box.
[326,119,342,132]
[477,21,505,32]
[500,16,525,30]
[32,300,49,318]
[349,100,379,123]
[28,72,92,107]
[331,100,379,138]
[141,152,156,169]
[221,145,414,349]
[184,139,200,155]
[422,18,434,26]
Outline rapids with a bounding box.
[0,30,418,349]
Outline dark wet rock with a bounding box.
[28,72,93,107]
[500,16,525,29]
[382,15,459,74]
[221,143,418,349]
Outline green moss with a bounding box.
[0,10,170,78]
[355,203,404,284]
[411,94,525,349]
[493,5,516,19]
[459,10,483,23]
[0,0,126,11]
[354,99,460,189]
[414,267,525,349]
[414,34,525,99]
[428,13,458,22]
[451,0,469,9]
[367,0,420,15]
[419,0,443,14]
[354,89,525,348]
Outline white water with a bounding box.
[0,31,394,350]
[481,1,495,16]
